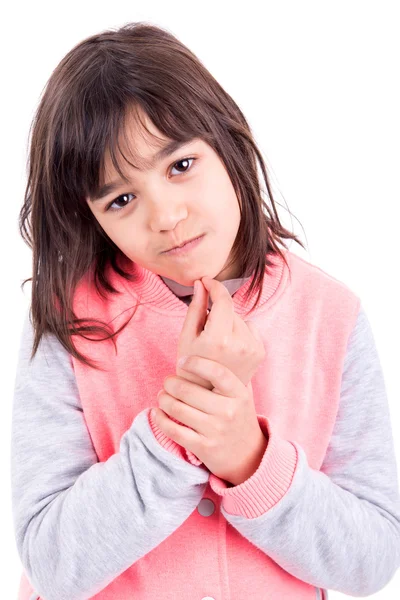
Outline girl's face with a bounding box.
[86,109,242,286]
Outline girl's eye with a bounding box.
[170,156,196,176]
[105,193,135,213]
[105,156,197,213]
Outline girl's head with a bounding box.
[86,104,242,285]
[19,21,304,368]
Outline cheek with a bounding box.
[218,189,241,232]
[98,220,141,255]
[103,218,130,240]
[201,177,239,218]
[210,169,240,217]
[91,213,115,237]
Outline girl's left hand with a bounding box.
[153,354,268,486]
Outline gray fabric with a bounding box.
[220,307,400,596]
[11,308,209,599]
[10,305,400,598]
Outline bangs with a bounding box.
[21,21,304,369]
[84,102,207,205]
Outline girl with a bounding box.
[11,21,400,600]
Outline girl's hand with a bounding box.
[155,355,268,485]
[176,277,265,389]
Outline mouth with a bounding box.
[161,234,205,256]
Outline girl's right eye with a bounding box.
[105,193,135,213]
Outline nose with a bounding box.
[147,185,188,232]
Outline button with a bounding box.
[197,498,215,516]
[201,597,215,600]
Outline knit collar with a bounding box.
[159,274,252,308]
[116,250,288,317]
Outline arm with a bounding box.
[208,305,400,596]
[11,308,209,600]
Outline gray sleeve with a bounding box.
[10,307,209,600]
[221,305,400,597]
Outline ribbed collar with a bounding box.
[116,250,288,317]
[159,274,252,309]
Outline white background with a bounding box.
[1,1,399,598]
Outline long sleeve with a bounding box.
[208,305,400,597]
[10,308,209,600]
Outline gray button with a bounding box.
[197,498,215,516]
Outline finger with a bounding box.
[232,310,254,340]
[163,375,214,413]
[230,310,264,349]
[179,355,244,397]
[200,277,234,339]
[244,321,265,365]
[243,319,263,344]
[153,407,203,449]
[158,389,210,427]
[181,279,209,341]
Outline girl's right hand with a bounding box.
[175,277,265,390]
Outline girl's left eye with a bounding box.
[105,156,197,213]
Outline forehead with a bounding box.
[103,108,170,174]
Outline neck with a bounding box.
[114,250,289,317]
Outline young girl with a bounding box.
[11,21,400,600]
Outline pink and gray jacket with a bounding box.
[11,249,400,599]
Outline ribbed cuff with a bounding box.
[209,415,298,518]
[148,408,203,466]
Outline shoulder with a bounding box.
[285,249,360,296]
[283,249,361,322]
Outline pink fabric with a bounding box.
[18,248,359,599]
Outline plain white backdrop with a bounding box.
[1,1,399,598]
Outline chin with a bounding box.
[180,276,204,287]
[176,273,210,287]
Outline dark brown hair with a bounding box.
[19,21,306,370]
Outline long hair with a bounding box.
[19,21,306,370]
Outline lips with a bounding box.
[163,235,203,253]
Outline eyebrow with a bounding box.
[90,139,193,203]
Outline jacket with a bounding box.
[11,248,400,599]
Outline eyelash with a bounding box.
[105,156,197,213]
